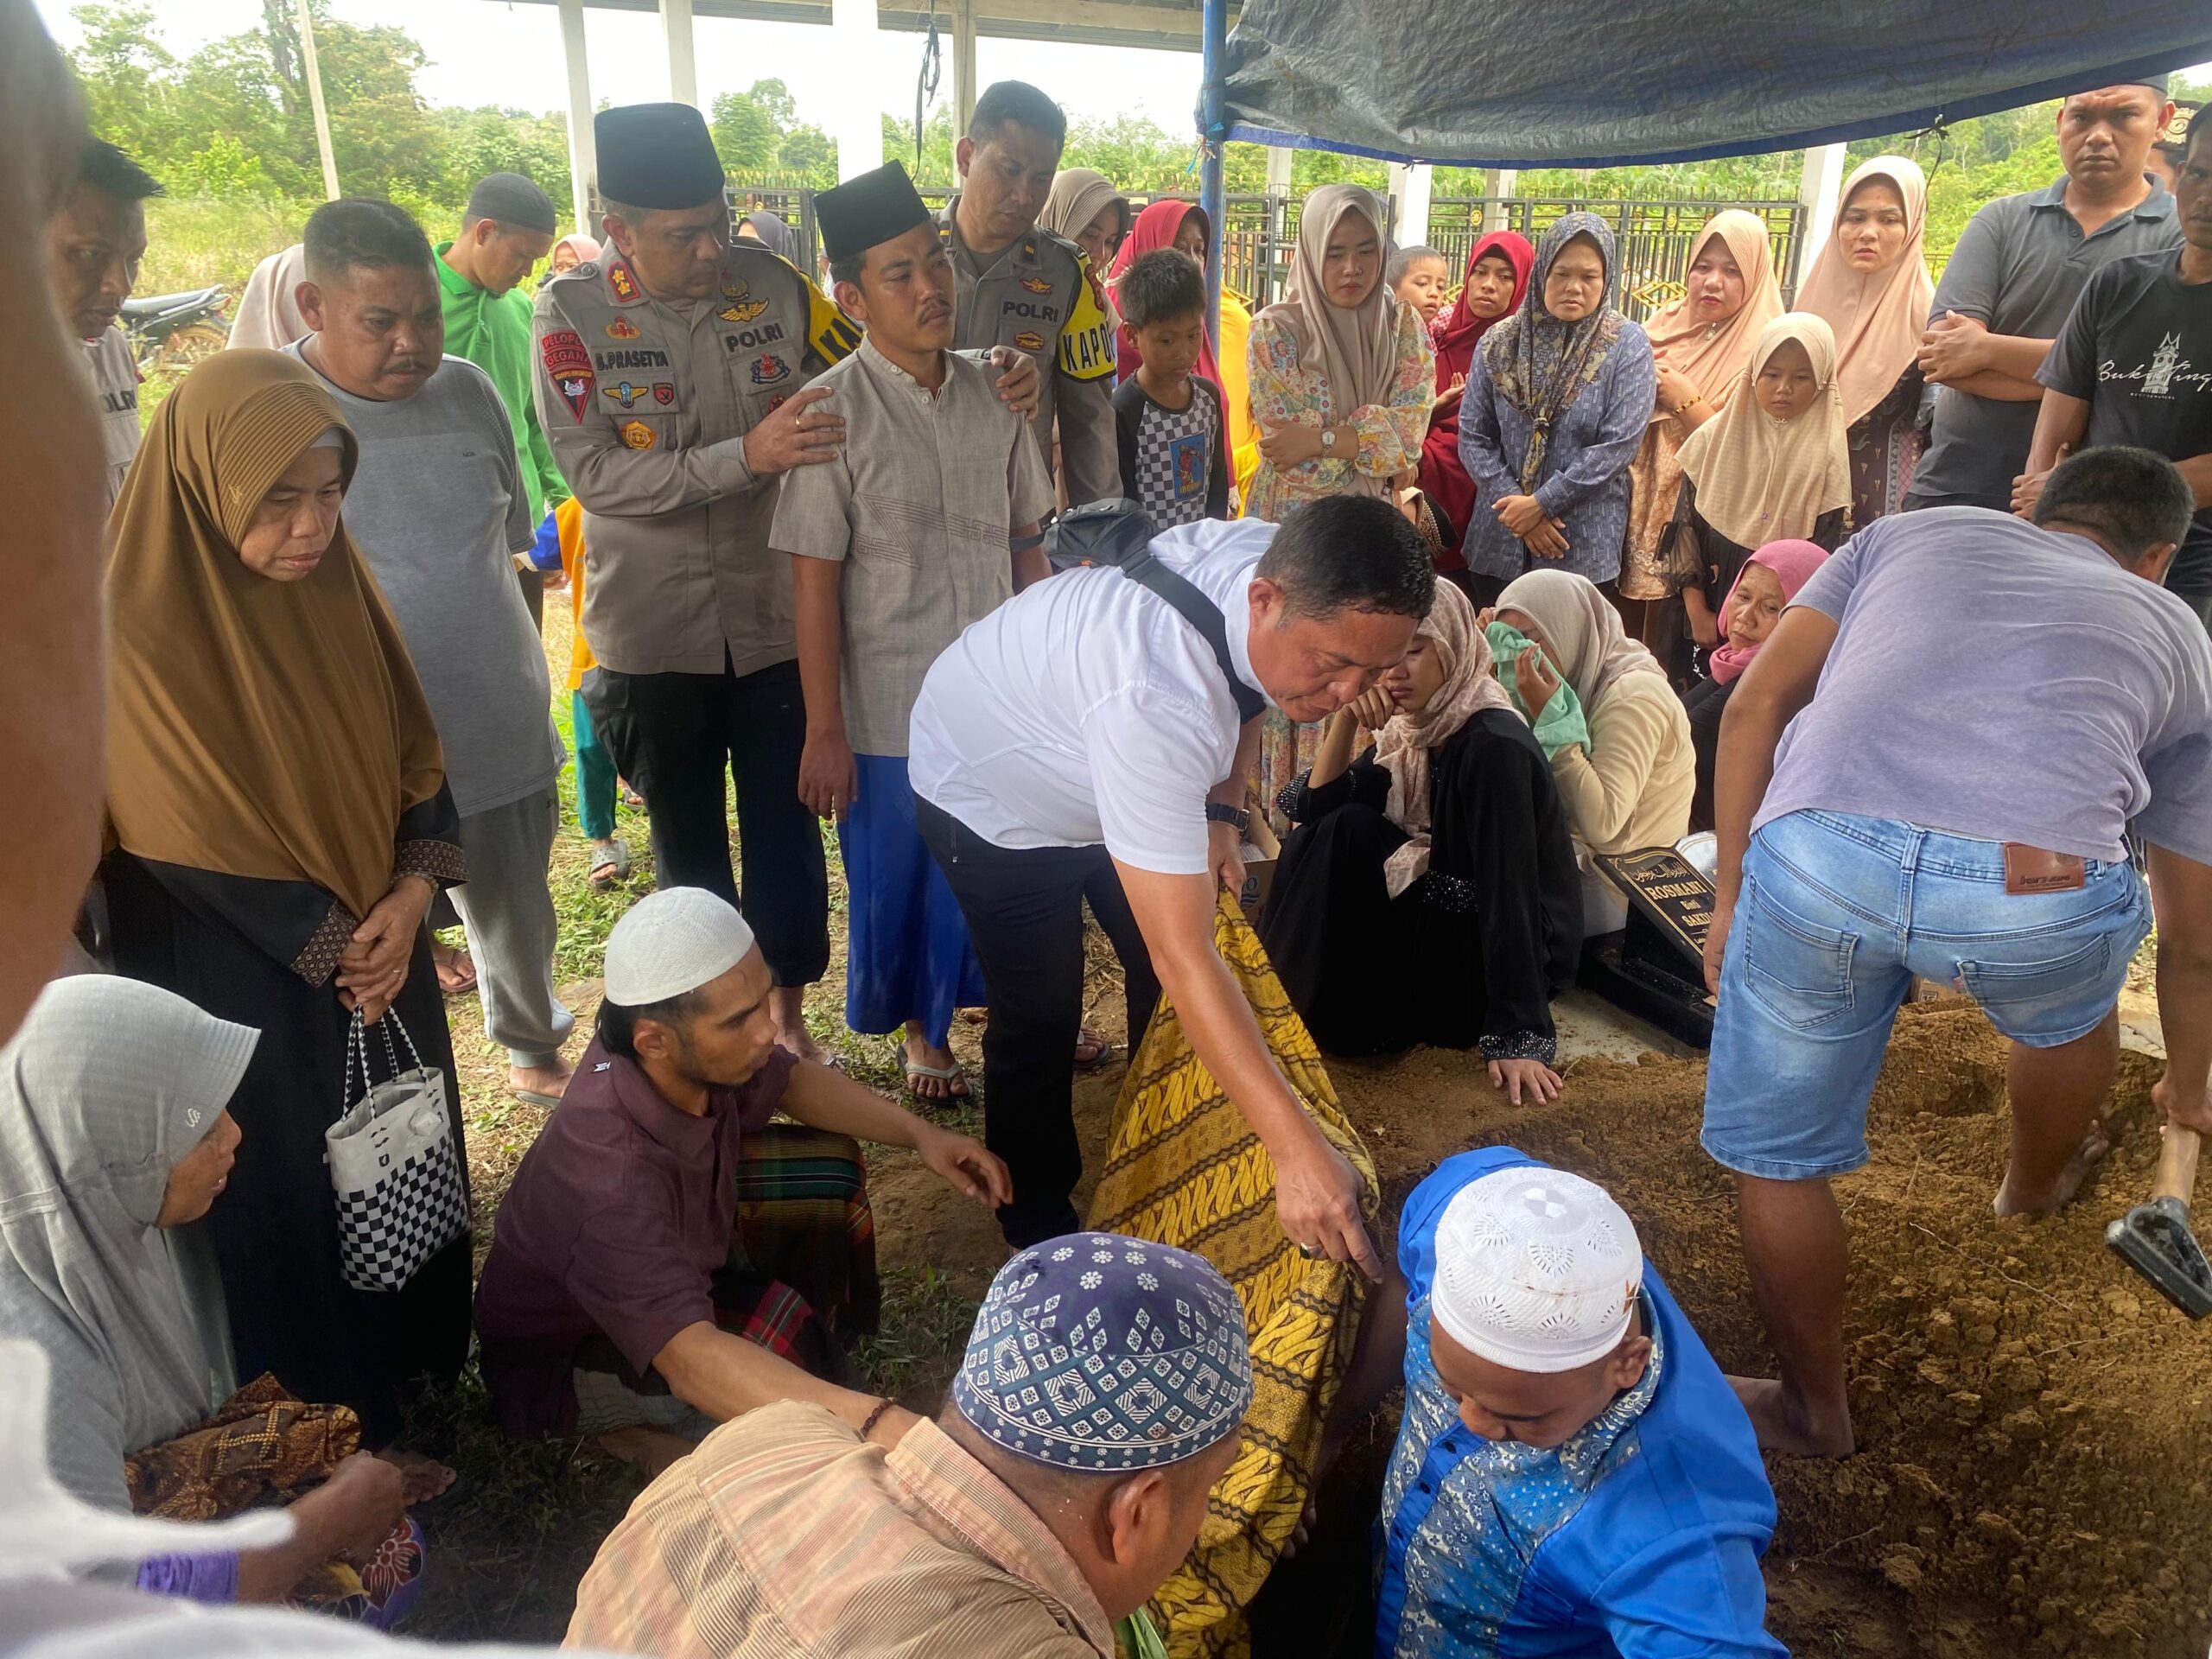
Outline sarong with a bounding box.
[1088,894,1377,1659]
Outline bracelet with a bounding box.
[1673,394,1705,416]
[858,1397,896,1438]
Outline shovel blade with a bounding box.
[2106,1197,2212,1318]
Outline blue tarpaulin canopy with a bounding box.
[1212,1,2212,168]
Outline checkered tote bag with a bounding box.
[325,1010,469,1293]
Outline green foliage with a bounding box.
[715,79,836,187]
[165,133,277,202]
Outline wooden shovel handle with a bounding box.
[2153,1124,2203,1206]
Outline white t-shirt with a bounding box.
[908,516,1278,875]
[81,327,141,515]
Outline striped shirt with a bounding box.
[565,1402,1116,1657]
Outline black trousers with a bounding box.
[916,798,1160,1248]
[584,655,830,987]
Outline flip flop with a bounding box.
[433,947,476,995]
[512,1088,566,1109]
[1073,1026,1113,1070]
[905,1058,971,1102]
[588,836,631,893]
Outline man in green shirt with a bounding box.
[438,171,563,625]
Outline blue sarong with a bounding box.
[839,753,987,1048]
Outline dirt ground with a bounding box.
[865,999,2212,1659]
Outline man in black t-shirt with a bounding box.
[2020,105,2212,623]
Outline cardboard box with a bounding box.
[1236,809,1281,920]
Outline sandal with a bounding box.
[905,1058,971,1103]
[588,836,631,893]
[432,944,476,995]
[1073,1026,1112,1069]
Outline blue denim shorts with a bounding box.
[1701,810,2149,1181]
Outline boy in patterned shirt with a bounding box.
[1112,250,1230,525]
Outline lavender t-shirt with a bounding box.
[1754,507,2212,864]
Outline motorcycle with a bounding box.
[122,286,230,371]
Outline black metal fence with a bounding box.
[724,182,1805,318]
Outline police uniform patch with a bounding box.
[652,382,675,405]
[601,381,659,409]
[619,419,657,450]
[1020,276,1054,295]
[1014,331,1046,353]
[718,299,771,324]
[1056,268,1117,383]
[750,354,791,385]
[721,281,750,301]
[604,316,641,340]
[607,262,641,303]
[540,328,595,422]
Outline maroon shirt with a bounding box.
[474,1035,795,1437]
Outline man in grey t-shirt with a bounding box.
[296,199,575,1105]
[1905,78,2179,512]
[1700,448,2212,1463]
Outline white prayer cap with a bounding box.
[601,887,755,1007]
[1430,1166,1643,1374]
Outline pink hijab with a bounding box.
[1708,539,1830,685]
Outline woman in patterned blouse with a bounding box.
[1244,184,1435,822]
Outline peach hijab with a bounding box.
[1795,155,1936,428]
[1641,209,1785,422]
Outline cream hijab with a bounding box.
[0,977,258,1509]
[1796,156,1936,427]
[1496,567,1669,712]
[1039,168,1130,258]
[1370,582,1518,896]
[1677,313,1852,549]
[1641,209,1785,422]
[1258,184,1406,497]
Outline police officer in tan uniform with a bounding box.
[531,102,862,1059]
[939,81,1120,509]
[44,140,161,515]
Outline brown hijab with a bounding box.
[1640,210,1785,422]
[105,350,445,921]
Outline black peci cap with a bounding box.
[817,161,933,264]
[594,103,726,211]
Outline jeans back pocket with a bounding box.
[1741,870,1860,1033]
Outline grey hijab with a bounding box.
[0,976,257,1508]
[739,210,799,261]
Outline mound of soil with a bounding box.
[872,1001,2211,1657]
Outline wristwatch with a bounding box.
[1205,802,1252,834]
[1320,426,1338,451]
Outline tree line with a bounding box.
[66,1,2202,294]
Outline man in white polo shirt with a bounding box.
[908,494,1435,1262]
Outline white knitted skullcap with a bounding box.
[602,887,755,1006]
[1430,1166,1643,1374]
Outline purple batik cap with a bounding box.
[950,1233,1254,1472]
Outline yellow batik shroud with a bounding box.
[1087,894,1377,1659]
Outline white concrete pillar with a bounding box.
[557,0,596,233]
[1797,143,1848,271]
[1388,162,1433,250]
[830,0,884,181]
[1265,145,1294,194]
[951,0,978,137]
[1481,168,1518,233]
[660,0,698,108]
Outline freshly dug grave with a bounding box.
[873,1001,2209,1657]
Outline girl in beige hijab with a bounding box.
[1038,168,1131,281]
[1618,210,1785,633]
[1245,183,1435,524]
[1671,313,1852,661]
[1796,155,1936,526]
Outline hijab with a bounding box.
[1795,156,1936,427]
[1433,231,1535,389]
[551,231,603,268]
[1040,168,1130,262]
[1482,213,1630,490]
[1708,538,1830,686]
[1497,566,1669,712]
[1641,209,1785,422]
[738,211,798,261]
[1256,184,1404,496]
[0,977,258,1508]
[105,350,448,924]
[1109,198,1220,386]
[1371,582,1519,897]
[1676,312,1852,550]
[225,243,308,353]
